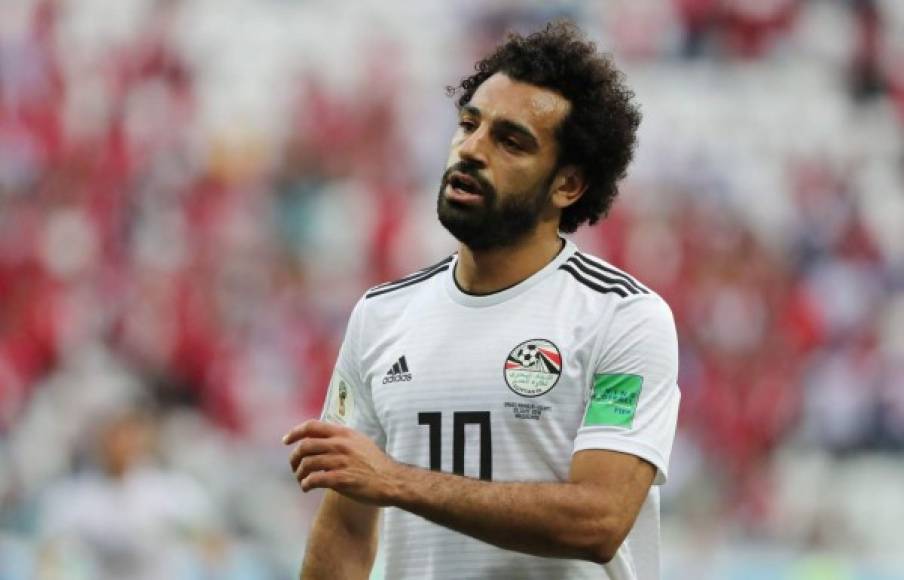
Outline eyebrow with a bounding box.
[460,105,540,151]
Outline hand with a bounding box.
[283,420,402,506]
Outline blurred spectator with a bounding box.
[36,408,213,579]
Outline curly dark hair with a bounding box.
[449,21,641,233]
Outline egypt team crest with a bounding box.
[504,339,562,397]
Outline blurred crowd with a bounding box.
[0,0,903,578]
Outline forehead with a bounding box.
[466,72,570,141]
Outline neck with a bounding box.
[455,226,564,295]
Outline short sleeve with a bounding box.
[573,295,680,485]
[321,297,387,449]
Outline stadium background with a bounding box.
[1,0,903,578]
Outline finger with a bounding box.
[289,438,336,472]
[295,454,346,483]
[282,420,315,445]
[301,470,340,493]
[283,420,345,445]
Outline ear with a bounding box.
[549,165,587,210]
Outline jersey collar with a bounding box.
[444,238,577,308]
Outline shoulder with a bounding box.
[362,254,455,302]
[558,250,674,331]
[557,250,653,300]
[349,255,454,337]
[560,254,679,373]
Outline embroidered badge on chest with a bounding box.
[503,339,562,397]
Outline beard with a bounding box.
[436,161,552,251]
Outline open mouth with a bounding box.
[445,171,486,205]
[448,172,483,196]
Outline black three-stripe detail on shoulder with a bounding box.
[369,255,455,291]
[559,263,629,298]
[564,257,637,296]
[366,265,449,298]
[559,254,650,298]
[573,253,649,294]
[365,257,453,299]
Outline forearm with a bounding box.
[285,422,654,566]
[389,464,617,563]
[301,492,378,580]
[301,528,373,580]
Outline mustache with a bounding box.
[441,162,496,198]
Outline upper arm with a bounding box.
[321,298,386,448]
[574,295,681,485]
[566,294,680,560]
[568,448,656,556]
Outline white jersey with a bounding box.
[321,239,680,580]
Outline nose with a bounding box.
[456,125,489,168]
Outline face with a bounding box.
[101,414,154,477]
[438,73,571,250]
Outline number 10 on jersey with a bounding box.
[418,412,493,480]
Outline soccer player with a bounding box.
[284,22,680,580]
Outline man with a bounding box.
[38,408,218,580]
[284,21,680,580]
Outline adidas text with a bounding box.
[383,355,412,384]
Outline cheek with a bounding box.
[445,150,458,168]
[505,161,550,191]
[445,143,463,169]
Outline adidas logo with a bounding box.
[383,355,413,384]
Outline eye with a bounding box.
[458,119,477,132]
[502,137,522,151]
